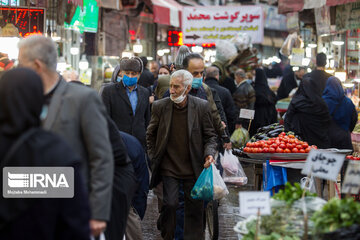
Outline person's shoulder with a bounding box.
[28,129,81,166]
[153,97,171,107]
[189,94,208,106]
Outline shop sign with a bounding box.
[261,4,287,31]
[286,12,299,31]
[278,0,304,14]
[239,191,271,216]
[182,6,264,44]
[0,7,45,37]
[302,149,345,181]
[314,5,331,36]
[290,48,304,67]
[327,0,358,7]
[342,161,360,195]
[64,0,99,33]
[336,2,360,31]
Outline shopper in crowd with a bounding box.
[158,65,171,76]
[212,60,237,94]
[323,76,357,149]
[146,70,217,240]
[138,56,155,88]
[120,131,149,240]
[277,66,306,100]
[232,68,256,129]
[0,68,90,240]
[205,66,237,134]
[17,35,113,237]
[249,68,277,136]
[149,60,159,79]
[285,53,332,149]
[101,57,150,148]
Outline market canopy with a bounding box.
[278,0,358,14]
[152,0,183,27]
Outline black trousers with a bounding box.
[158,176,204,240]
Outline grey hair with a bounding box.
[171,69,193,87]
[235,69,246,78]
[18,35,58,72]
[205,66,219,79]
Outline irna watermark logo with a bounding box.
[3,167,74,198]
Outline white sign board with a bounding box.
[302,149,345,181]
[342,161,360,194]
[182,6,264,44]
[240,109,255,120]
[239,191,271,216]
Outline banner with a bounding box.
[336,2,360,31]
[262,4,287,31]
[278,0,304,14]
[286,12,299,31]
[327,0,358,7]
[315,5,331,36]
[182,6,264,44]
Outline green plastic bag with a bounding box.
[230,127,250,148]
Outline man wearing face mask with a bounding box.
[101,57,151,148]
[147,70,217,240]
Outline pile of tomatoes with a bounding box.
[243,132,317,154]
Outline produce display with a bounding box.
[237,183,326,240]
[244,131,317,154]
[312,198,360,236]
[346,155,360,160]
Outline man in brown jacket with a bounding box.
[146,70,217,240]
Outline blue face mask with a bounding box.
[192,77,203,89]
[123,74,138,87]
[116,76,122,82]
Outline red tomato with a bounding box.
[288,134,295,138]
[286,143,293,149]
[305,147,311,153]
[263,147,269,153]
[244,147,249,152]
[284,148,291,153]
[276,147,284,153]
[271,144,277,149]
[292,148,299,153]
[289,139,295,144]
[280,132,286,136]
[311,145,318,149]
[280,143,286,149]
[269,147,276,153]
[299,149,305,153]
[302,143,309,148]
[296,145,303,149]
[258,148,263,153]
[246,142,251,147]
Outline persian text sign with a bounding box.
[239,191,271,216]
[302,149,345,181]
[182,6,264,44]
[342,161,360,194]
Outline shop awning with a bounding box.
[278,0,359,14]
[152,0,183,28]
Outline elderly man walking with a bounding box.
[17,35,113,237]
[146,70,217,240]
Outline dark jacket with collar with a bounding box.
[138,68,155,88]
[146,95,217,188]
[101,81,151,147]
[205,77,237,134]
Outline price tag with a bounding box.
[342,161,360,194]
[239,109,255,120]
[239,191,271,216]
[301,149,345,181]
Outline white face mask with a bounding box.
[170,85,188,104]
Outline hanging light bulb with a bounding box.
[332,34,344,46]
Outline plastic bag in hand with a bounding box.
[212,163,229,200]
[220,150,248,186]
[191,164,214,201]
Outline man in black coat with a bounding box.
[205,66,237,134]
[101,57,151,148]
[138,56,155,88]
[277,66,305,100]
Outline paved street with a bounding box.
[142,164,255,239]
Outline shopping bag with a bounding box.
[220,150,248,186]
[212,163,229,200]
[191,164,214,201]
[230,127,249,148]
